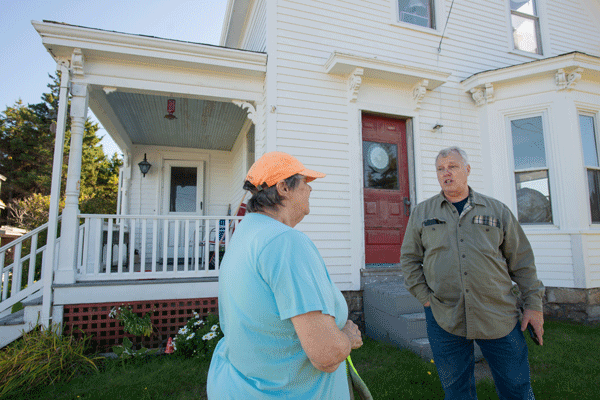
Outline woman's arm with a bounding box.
[291,311,363,373]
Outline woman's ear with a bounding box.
[275,180,290,197]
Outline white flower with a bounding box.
[194,320,203,327]
[186,333,195,340]
[193,311,199,318]
[210,325,218,332]
[109,307,117,319]
[178,326,189,335]
[203,332,217,341]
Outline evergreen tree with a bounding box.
[0,74,122,227]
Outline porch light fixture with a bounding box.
[164,98,177,120]
[138,154,151,177]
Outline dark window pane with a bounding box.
[363,141,399,190]
[398,0,435,28]
[511,116,546,170]
[580,115,598,168]
[587,169,600,223]
[247,127,255,173]
[515,170,552,224]
[170,167,197,213]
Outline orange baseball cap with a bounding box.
[246,151,326,189]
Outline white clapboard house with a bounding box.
[1,0,600,350]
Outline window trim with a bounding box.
[505,0,546,58]
[506,111,556,225]
[390,0,444,36]
[578,111,600,224]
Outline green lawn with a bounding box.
[8,320,600,400]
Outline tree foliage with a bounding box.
[0,74,122,228]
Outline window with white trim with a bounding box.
[579,114,600,223]
[397,0,435,29]
[510,0,542,54]
[510,116,553,224]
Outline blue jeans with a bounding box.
[424,307,535,400]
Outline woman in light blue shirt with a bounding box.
[207,151,363,399]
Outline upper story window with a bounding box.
[398,0,436,29]
[510,0,542,54]
[510,116,553,224]
[579,114,600,223]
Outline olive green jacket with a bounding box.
[400,189,544,339]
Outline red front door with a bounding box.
[362,114,410,265]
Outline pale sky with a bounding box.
[0,0,228,156]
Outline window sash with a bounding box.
[398,0,435,29]
[514,169,553,224]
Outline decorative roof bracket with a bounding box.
[348,68,363,103]
[556,67,583,90]
[470,83,494,107]
[232,100,257,124]
[71,48,84,77]
[412,79,429,110]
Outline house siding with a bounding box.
[242,0,267,52]
[247,0,600,290]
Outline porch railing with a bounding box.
[0,218,61,316]
[76,214,244,281]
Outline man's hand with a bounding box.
[424,301,430,307]
[521,309,544,346]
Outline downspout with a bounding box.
[41,61,70,328]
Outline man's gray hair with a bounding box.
[436,146,469,166]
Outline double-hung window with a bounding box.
[510,116,553,224]
[579,114,600,223]
[397,0,435,29]
[510,0,542,54]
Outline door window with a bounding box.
[363,141,399,190]
[169,167,197,213]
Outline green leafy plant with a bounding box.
[0,323,101,399]
[172,313,223,359]
[109,304,157,360]
[109,304,155,337]
[112,337,159,360]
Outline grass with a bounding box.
[6,319,600,399]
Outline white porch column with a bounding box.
[55,82,89,284]
[41,62,70,327]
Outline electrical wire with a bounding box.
[438,0,456,53]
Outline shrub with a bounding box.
[173,313,223,359]
[109,304,155,337]
[0,323,101,398]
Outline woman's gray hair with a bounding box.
[436,146,469,166]
[243,174,303,213]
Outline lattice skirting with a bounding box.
[62,297,218,353]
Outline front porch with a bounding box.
[0,21,268,348]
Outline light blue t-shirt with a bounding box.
[207,213,349,400]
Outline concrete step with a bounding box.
[0,297,43,349]
[364,281,425,317]
[364,281,484,362]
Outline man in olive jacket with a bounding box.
[400,146,544,400]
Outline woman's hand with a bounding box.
[292,312,357,373]
[342,320,363,349]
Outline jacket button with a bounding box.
[464,272,468,275]
[462,254,466,258]
[466,289,469,293]
[459,224,462,227]
[460,239,464,242]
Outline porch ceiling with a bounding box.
[100,91,248,151]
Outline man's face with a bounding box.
[436,152,470,197]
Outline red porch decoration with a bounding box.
[164,98,177,120]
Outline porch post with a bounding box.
[41,62,70,327]
[55,82,89,284]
